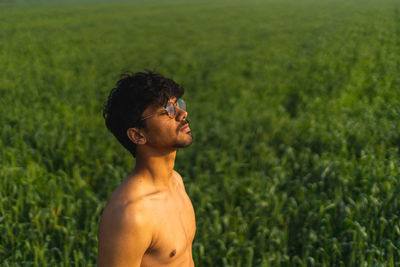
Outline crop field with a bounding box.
[1,0,400,266]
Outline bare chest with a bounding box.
[141,189,196,266]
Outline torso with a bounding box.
[99,170,196,267]
[141,174,196,266]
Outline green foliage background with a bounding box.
[1,0,400,266]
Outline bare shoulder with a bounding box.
[172,170,186,189]
[97,177,156,267]
[98,174,159,238]
[98,200,154,266]
[99,199,151,235]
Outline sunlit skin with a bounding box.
[98,98,195,267]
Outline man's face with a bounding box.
[140,98,193,151]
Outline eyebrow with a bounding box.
[161,98,177,107]
[157,98,177,112]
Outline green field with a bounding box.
[1,0,400,265]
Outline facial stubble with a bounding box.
[174,120,193,148]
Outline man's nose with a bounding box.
[175,106,188,120]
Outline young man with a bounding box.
[98,71,195,266]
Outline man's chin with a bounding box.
[174,135,194,148]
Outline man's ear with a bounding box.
[127,128,147,145]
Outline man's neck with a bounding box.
[133,148,177,190]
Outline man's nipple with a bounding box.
[169,249,177,257]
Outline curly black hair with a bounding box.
[103,70,184,157]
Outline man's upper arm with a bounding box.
[98,204,152,267]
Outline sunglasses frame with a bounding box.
[141,98,186,121]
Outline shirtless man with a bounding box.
[98,71,195,266]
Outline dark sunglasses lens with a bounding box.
[177,99,186,110]
[166,102,175,118]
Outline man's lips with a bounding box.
[180,124,190,132]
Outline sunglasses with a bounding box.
[141,98,186,121]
